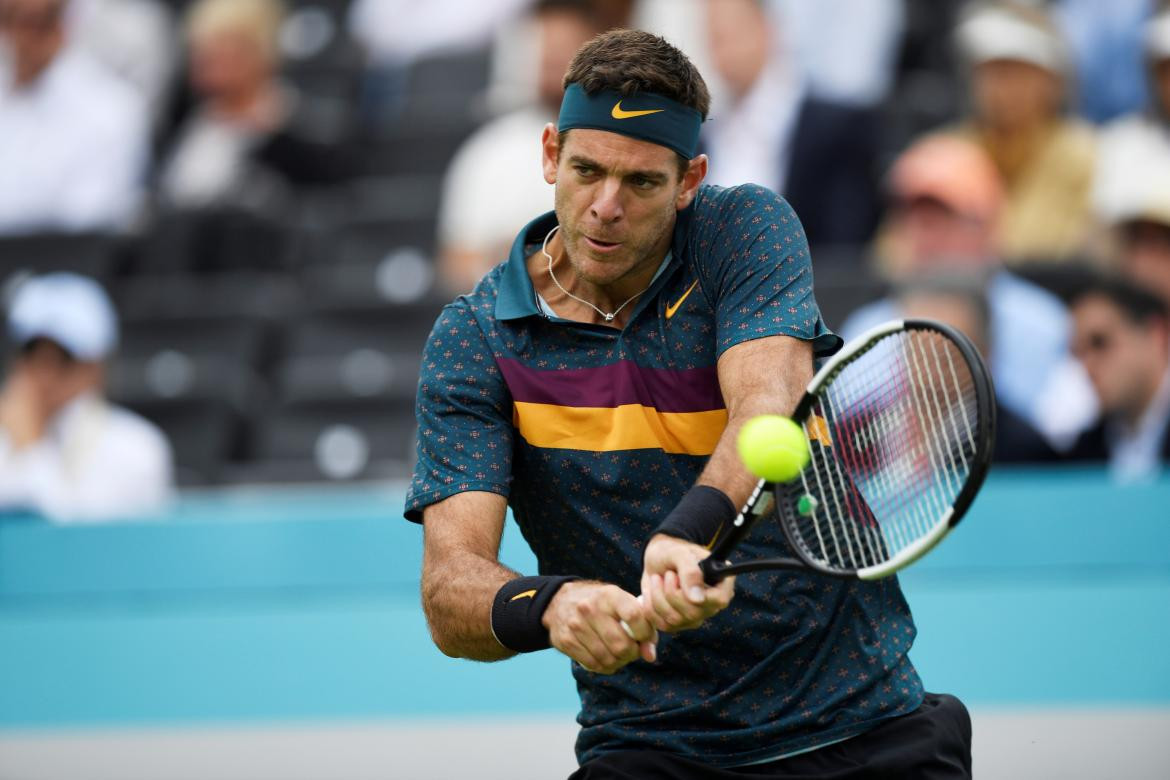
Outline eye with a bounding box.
[573,164,597,177]
[630,176,656,190]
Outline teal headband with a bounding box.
[557,83,703,160]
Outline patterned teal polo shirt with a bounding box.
[406,184,925,767]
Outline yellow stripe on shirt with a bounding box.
[512,402,728,455]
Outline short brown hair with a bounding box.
[563,29,710,119]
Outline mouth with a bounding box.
[583,235,622,253]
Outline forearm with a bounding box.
[696,336,812,506]
[420,491,521,661]
[422,544,520,661]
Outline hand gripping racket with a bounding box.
[700,318,996,584]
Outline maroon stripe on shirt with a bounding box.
[497,357,724,413]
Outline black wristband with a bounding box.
[652,484,738,547]
[490,575,580,653]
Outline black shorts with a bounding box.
[570,692,973,780]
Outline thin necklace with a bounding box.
[541,226,651,323]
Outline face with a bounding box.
[892,196,995,270]
[706,0,770,98]
[1072,295,1165,418]
[188,26,273,101]
[972,59,1062,131]
[536,10,596,110]
[17,339,101,415]
[0,0,64,84]
[1120,220,1170,309]
[541,127,706,289]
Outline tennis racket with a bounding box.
[700,318,996,584]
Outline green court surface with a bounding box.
[0,467,1167,728]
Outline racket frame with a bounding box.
[700,318,996,584]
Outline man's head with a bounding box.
[0,0,66,87]
[185,0,283,104]
[1070,276,1170,425]
[541,29,709,289]
[956,2,1068,132]
[5,273,116,416]
[533,0,604,111]
[705,0,772,100]
[885,134,1003,271]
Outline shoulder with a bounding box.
[55,53,147,133]
[1048,119,1097,161]
[101,403,173,463]
[689,183,802,240]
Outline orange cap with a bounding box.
[889,134,1004,225]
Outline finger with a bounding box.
[647,572,687,630]
[677,555,708,605]
[616,597,657,645]
[553,633,606,674]
[662,569,705,625]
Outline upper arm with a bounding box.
[716,335,813,419]
[422,490,509,569]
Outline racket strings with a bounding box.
[790,330,981,572]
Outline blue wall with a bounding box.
[1,468,1167,729]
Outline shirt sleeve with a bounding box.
[697,184,842,359]
[404,302,514,523]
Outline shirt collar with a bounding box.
[495,204,695,322]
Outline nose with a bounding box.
[590,177,624,225]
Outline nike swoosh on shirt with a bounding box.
[665,280,700,319]
[611,101,665,119]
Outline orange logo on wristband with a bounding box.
[510,589,538,601]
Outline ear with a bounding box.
[541,123,560,185]
[675,154,708,211]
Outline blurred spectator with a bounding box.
[897,274,1061,464]
[436,0,602,294]
[69,0,177,121]
[1114,197,1170,311]
[0,0,149,233]
[1067,274,1170,482]
[1094,7,1170,229]
[1054,0,1154,124]
[158,0,355,211]
[774,0,904,108]
[702,0,880,248]
[0,274,173,521]
[953,1,1096,263]
[348,0,529,78]
[844,133,1096,447]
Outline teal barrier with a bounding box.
[0,468,1167,728]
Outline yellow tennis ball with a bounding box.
[737,415,809,483]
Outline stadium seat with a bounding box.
[124,398,243,486]
[131,208,294,274]
[241,399,417,483]
[276,314,427,405]
[114,271,302,323]
[0,232,123,285]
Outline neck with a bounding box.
[1122,352,1170,429]
[535,226,669,326]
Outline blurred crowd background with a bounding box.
[2,0,1170,522]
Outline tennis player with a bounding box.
[406,29,972,778]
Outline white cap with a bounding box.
[1146,9,1170,62]
[7,273,118,361]
[957,3,1068,75]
